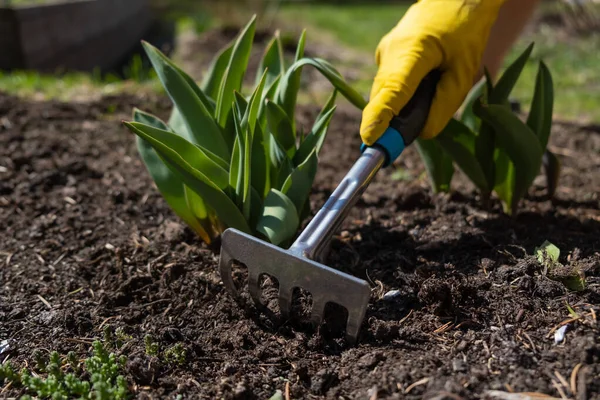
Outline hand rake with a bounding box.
[219,70,440,344]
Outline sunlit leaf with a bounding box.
[141,41,229,161]
[256,31,285,88]
[293,94,336,165]
[281,57,367,112]
[281,148,318,217]
[415,137,454,193]
[124,122,251,233]
[266,100,296,158]
[132,109,213,243]
[256,189,299,246]
[527,61,554,149]
[201,38,235,100]
[489,42,534,104]
[435,119,488,192]
[275,29,306,129]
[216,16,256,126]
[125,121,229,189]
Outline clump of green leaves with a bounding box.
[124,14,365,247]
[535,240,586,291]
[144,335,159,357]
[163,343,186,366]
[0,341,128,400]
[415,43,560,215]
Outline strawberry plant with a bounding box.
[123,15,366,247]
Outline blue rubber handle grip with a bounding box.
[360,127,405,167]
[360,69,441,167]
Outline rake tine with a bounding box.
[248,270,262,305]
[310,298,326,326]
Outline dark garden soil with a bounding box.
[1,87,599,400]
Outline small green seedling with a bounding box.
[414,43,560,215]
[535,239,560,267]
[534,240,586,291]
[164,343,187,366]
[124,14,366,248]
[0,341,129,400]
[144,334,159,357]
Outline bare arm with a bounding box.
[478,0,541,81]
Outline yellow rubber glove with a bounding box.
[360,0,506,145]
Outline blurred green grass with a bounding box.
[279,2,600,123]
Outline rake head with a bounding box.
[218,228,371,344]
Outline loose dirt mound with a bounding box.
[1,90,599,399]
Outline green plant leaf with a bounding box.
[229,135,242,207]
[251,122,270,199]
[535,240,560,265]
[543,150,561,199]
[281,148,318,218]
[460,78,486,132]
[275,29,306,129]
[415,137,454,193]
[125,121,230,189]
[492,149,515,214]
[490,42,534,104]
[245,69,268,137]
[256,189,299,246]
[141,41,230,161]
[435,118,488,192]
[257,74,282,133]
[201,38,235,100]
[231,103,251,221]
[526,61,554,149]
[474,101,544,213]
[256,31,285,89]
[124,122,251,233]
[132,110,213,243]
[216,16,256,127]
[293,95,337,165]
[266,99,296,158]
[281,57,367,112]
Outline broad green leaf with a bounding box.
[132,110,213,243]
[234,91,249,122]
[229,135,242,207]
[489,42,534,104]
[474,101,544,212]
[460,78,486,132]
[275,29,306,129]
[266,100,296,158]
[436,118,488,192]
[281,57,367,111]
[492,148,514,214]
[475,122,496,193]
[245,69,268,137]
[134,108,170,131]
[258,74,282,133]
[272,156,293,190]
[527,61,554,149]
[142,41,229,161]
[535,240,560,265]
[281,148,318,217]
[256,189,299,246]
[216,16,256,127]
[251,123,270,199]
[256,31,285,88]
[293,98,336,165]
[125,121,229,189]
[415,137,454,193]
[201,38,235,100]
[124,122,251,233]
[543,150,561,199]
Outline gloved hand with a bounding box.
[360,0,506,145]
